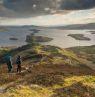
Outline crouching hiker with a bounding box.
[16,55,22,73]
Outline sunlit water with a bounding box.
[0,26,95,48]
[35,28,95,48]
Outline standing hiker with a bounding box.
[5,54,12,73]
[16,55,22,73]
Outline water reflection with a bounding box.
[0,26,95,48]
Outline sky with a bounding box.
[0,0,95,26]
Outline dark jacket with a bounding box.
[16,56,22,65]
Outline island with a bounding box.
[9,37,18,40]
[26,33,53,43]
[89,31,95,34]
[68,34,91,41]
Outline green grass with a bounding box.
[1,76,95,97]
[0,43,82,66]
[68,45,95,63]
[0,44,95,97]
[68,45,95,54]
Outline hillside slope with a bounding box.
[0,44,95,97]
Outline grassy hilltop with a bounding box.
[68,45,95,64]
[0,43,95,97]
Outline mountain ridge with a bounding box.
[51,23,95,30]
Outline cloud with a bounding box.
[0,0,3,3]
[0,8,95,26]
[3,0,57,16]
[4,0,95,11]
[2,0,95,17]
[0,0,95,18]
[60,0,95,10]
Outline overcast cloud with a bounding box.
[0,0,95,26]
[0,0,94,17]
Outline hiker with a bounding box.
[5,54,12,73]
[16,55,22,73]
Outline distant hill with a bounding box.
[52,23,95,30]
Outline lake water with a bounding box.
[0,26,95,48]
[0,27,32,47]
